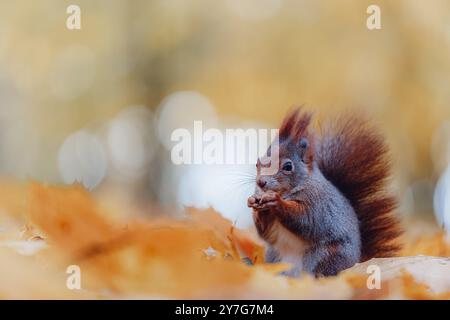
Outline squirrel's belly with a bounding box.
[271,220,310,270]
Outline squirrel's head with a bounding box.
[255,108,314,197]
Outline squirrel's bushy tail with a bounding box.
[316,114,402,261]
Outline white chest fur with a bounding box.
[271,220,309,271]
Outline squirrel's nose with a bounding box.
[257,178,267,188]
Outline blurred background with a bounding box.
[0,0,450,229]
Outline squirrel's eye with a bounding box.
[282,162,293,172]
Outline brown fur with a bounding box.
[315,113,402,261]
[279,109,315,168]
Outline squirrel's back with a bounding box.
[316,114,402,261]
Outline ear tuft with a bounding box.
[279,108,312,142]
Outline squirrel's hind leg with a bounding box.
[303,244,358,277]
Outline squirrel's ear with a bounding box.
[299,138,310,163]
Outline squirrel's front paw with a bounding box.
[259,191,280,208]
[248,191,280,210]
[248,191,281,210]
[247,195,259,208]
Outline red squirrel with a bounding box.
[247,108,402,277]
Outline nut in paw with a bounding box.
[248,191,280,210]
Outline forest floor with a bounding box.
[0,181,449,299]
